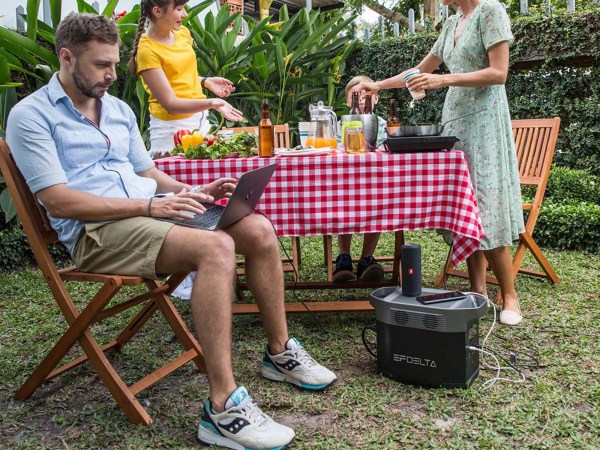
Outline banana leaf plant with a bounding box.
[187,4,360,135]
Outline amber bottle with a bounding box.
[387,99,401,128]
[363,94,373,114]
[258,99,274,157]
[349,92,361,115]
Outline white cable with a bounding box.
[468,346,526,390]
[464,292,525,390]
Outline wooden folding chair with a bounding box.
[322,232,405,282]
[221,124,300,279]
[222,124,290,149]
[435,117,561,287]
[0,140,206,424]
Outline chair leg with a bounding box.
[517,232,560,283]
[391,231,404,284]
[15,280,120,400]
[324,236,334,281]
[147,280,206,373]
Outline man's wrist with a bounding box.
[201,77,208,88]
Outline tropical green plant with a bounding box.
[0,0,149,223]
[187,3,360,134]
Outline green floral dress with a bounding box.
[431,0,524,250]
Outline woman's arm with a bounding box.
[140,68,244,121]
[407,41,509,91]
[354,53,444,93]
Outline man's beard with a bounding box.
[72,62,113,99]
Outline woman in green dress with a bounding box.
[356,0,525,325]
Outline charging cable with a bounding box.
[464,292,526,390]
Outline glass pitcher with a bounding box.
[307,101,338,149]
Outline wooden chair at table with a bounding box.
[321,233,405,282]
[221,124,290,149]
[221,124,300,280]
[0,140,206,425]
[435,117,562,289]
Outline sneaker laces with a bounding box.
[285,345,317,368]
[236,398,269,428]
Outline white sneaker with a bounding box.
[261,338,337,390]
[171,272,195,300]
[197,386,295,450]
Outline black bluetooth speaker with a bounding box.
[401,244,422,297]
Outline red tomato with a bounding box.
[173,129,191,147]
[204,134,216,146]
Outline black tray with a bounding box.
[383,136,459,153]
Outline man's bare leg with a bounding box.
[155,225,237,412]
[225,214,288,354]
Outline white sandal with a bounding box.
[499,299,522,326]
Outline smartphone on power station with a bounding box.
[416,291,466,305]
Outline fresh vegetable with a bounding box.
[172,132,258,160]
[173,129,191,147]
[181,132,204,150]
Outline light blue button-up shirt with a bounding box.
[6,73,156,254]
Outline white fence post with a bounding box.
[567,0,575,12]
[16,5,25,31]
[364,28,370,42]
[306,0,312,11]
[520,0,528,15]
[43,0,51,25]
[393,23,399,36]
[440,4,448,23]
[408,8,415,34]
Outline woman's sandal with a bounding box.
[499,298,522,326]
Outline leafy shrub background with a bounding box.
[344,10,600,175]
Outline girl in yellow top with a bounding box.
[128,0,244,159]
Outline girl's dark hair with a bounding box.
[127,0,189,75]
[56,13,120,56]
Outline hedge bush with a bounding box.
[0,227,70,272]
[344,10,600,175]
[534,201,600,252]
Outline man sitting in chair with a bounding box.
[6,13,335,450]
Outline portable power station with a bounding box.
[369,287,488,388]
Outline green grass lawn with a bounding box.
[0,231,598,449]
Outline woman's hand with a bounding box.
[405,72,447,92]
[352,80,380,96]
[211,99,244,122]
[195,178,237,201]
[205,77,235,97]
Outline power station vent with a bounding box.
[390,308,446,331]
[392,310,409,325]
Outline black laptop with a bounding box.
[159,163,277,230]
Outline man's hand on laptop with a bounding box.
[195,178,237,201]
[151,189,214,219]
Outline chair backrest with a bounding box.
[222,124,290,149]
[512,118,560,187]
[0,140,66,283]
[511,117,561,230]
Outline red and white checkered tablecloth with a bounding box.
[156,150,484,265]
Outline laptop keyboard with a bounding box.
[159,203,226,230]
[186,203,225,229]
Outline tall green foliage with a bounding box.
[187,4,360,130]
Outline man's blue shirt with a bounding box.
[6,73,156,254]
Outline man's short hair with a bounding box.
[55,13,120,56]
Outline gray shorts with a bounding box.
[72,217,175,279]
